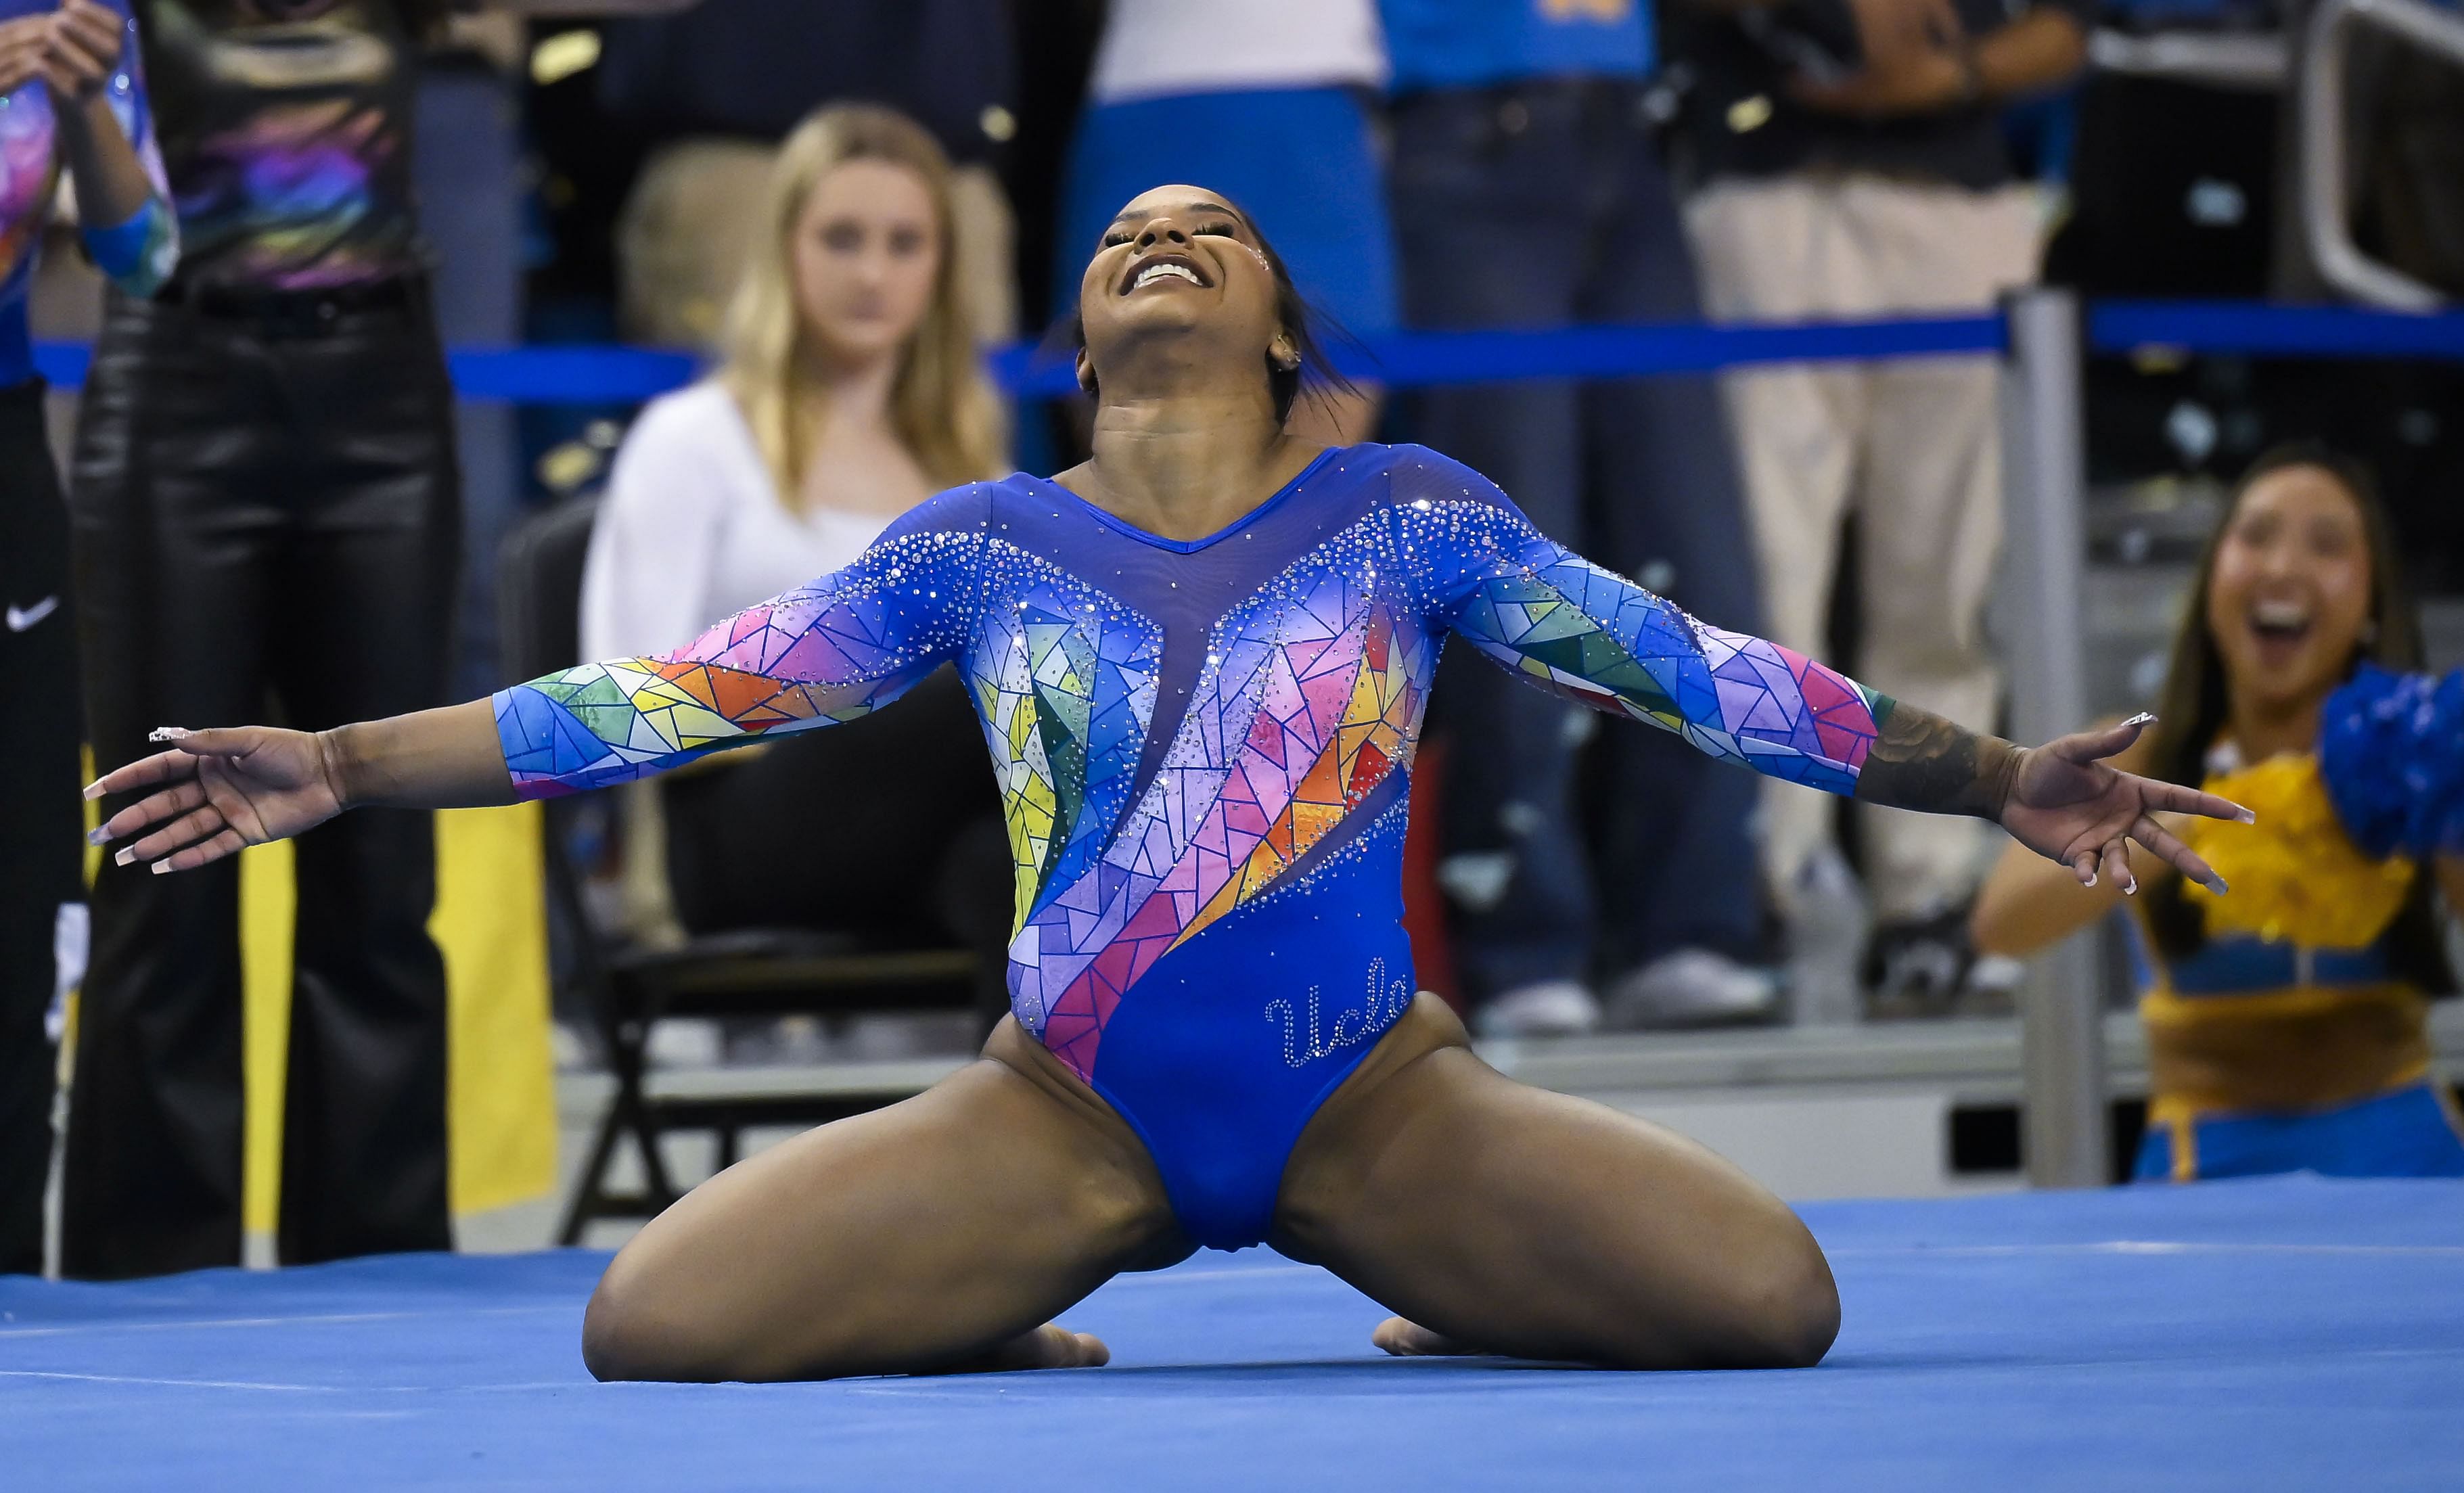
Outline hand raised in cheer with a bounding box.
[1996,714,2253,898]
[86,726,351,875]
[0,0,128,104]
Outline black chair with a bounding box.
[495,497,980,1245]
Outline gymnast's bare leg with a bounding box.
[578,1017,1189,1382]
[579,993,1831,1382]
[1277,996,1840,1369]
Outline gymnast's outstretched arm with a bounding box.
[1405,451,2252,890]
[87,498,992,872]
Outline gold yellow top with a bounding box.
[2137,751,2427,1118]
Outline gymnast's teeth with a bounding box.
[1133,263,1201,290]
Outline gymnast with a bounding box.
[85,186,2253,1381]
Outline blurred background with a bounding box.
[5,0,2459,1274]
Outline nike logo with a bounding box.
[6,596,59,632]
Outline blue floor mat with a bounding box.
[4,1175,2459,1491]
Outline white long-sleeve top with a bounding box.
[580,382,897,663]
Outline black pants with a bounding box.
[661,667,1015,1028]
[61,284,460,1279]
[0,382,80,1274]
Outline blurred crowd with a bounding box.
[1,0,2459,1279]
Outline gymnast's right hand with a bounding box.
[85,725,346,874]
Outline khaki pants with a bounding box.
[617,137,1018,352]
[1685,175,2043,923]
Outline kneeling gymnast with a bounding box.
[88,185,2252,1381]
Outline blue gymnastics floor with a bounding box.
[3,1176,2459,1492]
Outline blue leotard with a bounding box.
[496,444,1894,1248]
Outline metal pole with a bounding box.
[1998,288,2109,1189]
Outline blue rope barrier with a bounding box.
[30,301,2464,407]
[2089,300,2464,361]
[988,314,2009,397]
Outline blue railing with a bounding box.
[31,300,2464,406]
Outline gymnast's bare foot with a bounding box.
[1371,1317,1477,1357]
[949,1323,1110,1373]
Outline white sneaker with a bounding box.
[1605,948,1782,1030]
[644,1017,723,1069]
[1474,980,1602,1038]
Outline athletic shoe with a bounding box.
[1603,948,1783,1030]
[1474,980,1603,1038]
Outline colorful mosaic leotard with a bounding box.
[497,444,1893,1248]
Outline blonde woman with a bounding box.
[580,103,1011,1029]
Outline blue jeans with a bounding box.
[1390,80,1768,998]
[413,57,524,698]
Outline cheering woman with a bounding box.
[1974,447,2463,1180]
[89,187,2252,1378]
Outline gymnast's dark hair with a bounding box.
[1056,198,1363,429]
[2137,442,2452,992]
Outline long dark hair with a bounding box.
[2138,442,2451,990]
[1057,196,1361,428]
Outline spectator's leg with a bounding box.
[1579,115,1772,1014]
[1848,181,2042,927]
[1389,88,1593,1026]
[1682,181,1865,918]
[60,301,282,1279]
[0,390,79,1274]
[414,55,525,699]
[267,306,460,1264]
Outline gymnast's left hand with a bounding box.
[1996,714,2252,896]
[85,725,346,874]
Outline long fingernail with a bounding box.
[82,781,106,801]
[2124,878,2139,896]
[2084,871,2098,888]
[2207,875,2230,895]
[147,726,191,743]
[87,825,110,846]
[114,846,135,867]
[150,860,170,875]
[2123,712,2157,728]
[2238,808,2257,825]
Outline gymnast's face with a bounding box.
[1074,186,1297,403]
[2204,463,2375,715]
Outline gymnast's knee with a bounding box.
[1723,1225,1840,1370]
[581,1251,730,1383]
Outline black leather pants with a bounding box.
[0,382,78,1274]
[61,283,460,1279]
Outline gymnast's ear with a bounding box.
[1076,345,1097,397]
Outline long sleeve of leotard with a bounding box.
[492,487,991,799]
[1396,447,1890,796]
